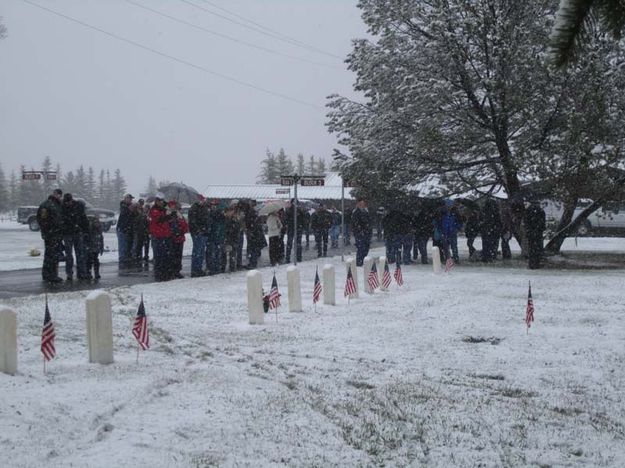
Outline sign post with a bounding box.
[341,177,358,262]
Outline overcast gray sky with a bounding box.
[0,0,365,194]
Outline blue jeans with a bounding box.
[393,233,414,264]
[63,233,87,278]
[191,234,207,274]
[330,225,340,248]
[152,237,171,280]
[207,241,223,274]
[414,237,428,263]
[444,234,459,261]
[116,229,133,267]
[286,231,302,262]
[354,233,370,266]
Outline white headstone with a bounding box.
[322,264,335,305]
[432,246,442,274]
[345,257,359,298]
[85,291,114,364]
[0,307,17,375]
[246,270,264,325]
[287,266,303,312]
[363,256,374,294]
[379,256,389,292]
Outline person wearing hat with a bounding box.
[37,188,64,284]
[116,193,135,270]
[188,194,209,277]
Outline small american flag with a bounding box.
[269,274,281,309]
[344,265,357,297]
[41,296,56,361]
[526,282,534,330]
[394,262,403,286]
[445,256,455,273]
[312,268,322,304]
[368,262,379,291]
[382,260,392,289]
[132,294,150,350]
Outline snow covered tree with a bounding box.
[327,0,625,252]
[316,158,327,176]
[75,165,88,198]
[258,149,279,184]
[551,0,625,67]
[41,156,55,196]
[0,163,8,212]
[275,148,294,177]
[0,17,7,41]
[8,171,18,210]
[296,153,306,175]
[112,169,127,205]
[86,167,96,204]
[145,176,158,195]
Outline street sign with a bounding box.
[45,173,57,181]
[280,177,295,186]
[300,178,325,187]
[275,188,290,194]
[22,171,41,180]
[343,179,359,188]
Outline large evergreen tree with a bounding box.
[327,0,625,251]
[258,149,279,184]
[145,176,158,195]
[0,163,8,212]
[275,148,294,177]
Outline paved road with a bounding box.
[0,241,383,299]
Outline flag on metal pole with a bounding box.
[382,259,392,289]
[344,265,357,297]
[132,294,150,351]
[525,282,535,332]
[269,273,281,310]
[393,262,404,286]
[41,295,56,363]
[312,267,322,305]
[368,262,379,291]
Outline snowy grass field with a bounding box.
[1,247,624,467]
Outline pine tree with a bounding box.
[0,163,8,212]
[75,165,87,198]
[145,176,158,195]
[8,171,18,210]
[306,156,316,176]
[316,158,327,176]
[112,169,127,205]
[41,156,54,196]
[258,149,279,184]
[98,170,105,206]
[276,148,294,177]
[296,153,305,175]
[62,171,78,195]
[86,167,96,203]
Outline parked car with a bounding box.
[543,199,625,236]
[18,198,116,232]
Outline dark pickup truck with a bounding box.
[18,198,117,232]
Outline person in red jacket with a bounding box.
[167,200,189,279]
[149,196,172,281]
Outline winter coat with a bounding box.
[207,209,226,243]
[133,210,149,238]
[169,213,189,244]
[441,209,463,238]
[266,212,283,238]
[117,201,134,234]
[284,206,306,234]
[224,215,241,246]
[413,209,433,239]
[37,196,63,239]
[188,202,210,236]
[310,209,332,231]
[464,211,481,238]
[149,205,172,239]
[383,210,412,237]
[246,210,267,249]
[61,199,89,236]
[525,204,546,240]
[331,211,342,227]
[481,200,502,238]
[351,207,372,237]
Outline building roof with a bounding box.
[202,173,353,201]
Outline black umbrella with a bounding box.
[156,182,201,204]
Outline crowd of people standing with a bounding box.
[37,189,547,285]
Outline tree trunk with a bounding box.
[545,199,603,253]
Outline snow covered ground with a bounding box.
[1,247,624,466]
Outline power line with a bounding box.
[18,0,324,110]
[196,0,344,57]
[125,0,339,70]
[178,0,344,60]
